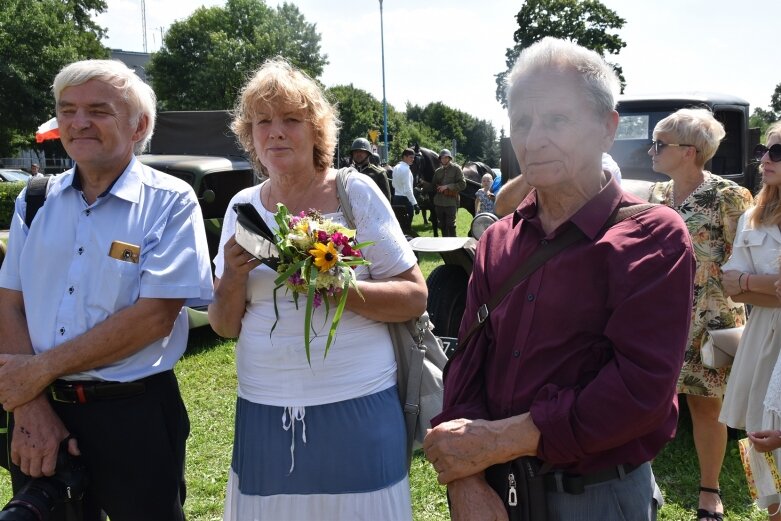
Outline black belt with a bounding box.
[543,463,639,495]
[49,380,147,404]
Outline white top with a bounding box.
[722,208,781,275]
[214,172,417,406]
[0,157,214,381]
[391,161,417,205]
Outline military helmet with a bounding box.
[350,138,373,153]
[439,149,453,159]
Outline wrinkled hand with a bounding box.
[424,418,498,484]
[0,354,50,411]
[721,270,743,297]
[414,204,421,215]
[748,430,781,453]
[448,475,508,521]
[11,395,78,477]
[221,235,261,281]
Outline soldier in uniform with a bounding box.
[431,149,466,237]
[350,138,391,201]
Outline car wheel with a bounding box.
[426,264,469,338]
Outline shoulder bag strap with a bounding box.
[24,175,50,228]
[335,168,356,228]
[458,202,656,349]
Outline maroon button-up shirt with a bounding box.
[433,176,695,474]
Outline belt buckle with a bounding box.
[50,383,88,404]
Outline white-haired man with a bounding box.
[424,38,695,520]
[0,59,213,520]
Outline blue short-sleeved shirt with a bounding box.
[0,157,214,382]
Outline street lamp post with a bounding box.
[379,0,388,164]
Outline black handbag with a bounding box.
[484,457,549,521]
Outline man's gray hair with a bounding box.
[507,37,620,117]
[53,59,156,155]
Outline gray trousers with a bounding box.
[546,462,659,521]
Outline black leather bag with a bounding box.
[484,457,549,521]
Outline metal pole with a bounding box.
[379,0,388,164]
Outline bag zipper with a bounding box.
[508,472,518,506]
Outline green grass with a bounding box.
[0,211,770,519]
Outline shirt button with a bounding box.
[541,239,548,245]
[59,327,65,335]
[513,350,520,358]
[77,247,84,255]
[85,209,91,216]
[68,286,74,294]
[527,294,535,301]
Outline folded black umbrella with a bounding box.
[233,203,280,270]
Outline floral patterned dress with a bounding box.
[649,172,754,397]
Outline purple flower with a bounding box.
[317,230,329,243]
[288,271,304,286]
[313,292,323,309]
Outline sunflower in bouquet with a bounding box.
[271,204,373,363]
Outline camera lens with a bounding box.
[0,477,63,521]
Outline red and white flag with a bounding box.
[35,117,60,143]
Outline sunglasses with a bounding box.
[651,140,697,154]
[754,143,781,162]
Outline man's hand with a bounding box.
[448,474,508,521]
[424,414,540,484]
[0,354,51,411]
[424,418,499,484]
[11,395,78,477]
[437,185,448,193]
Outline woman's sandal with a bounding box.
[697,486,724,521]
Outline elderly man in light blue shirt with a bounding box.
[0,59,213,521]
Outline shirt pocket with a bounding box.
[98,257,141,312]
[739,229,767,249]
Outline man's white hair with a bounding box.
[53,59,156,155]
[507,37,620,117]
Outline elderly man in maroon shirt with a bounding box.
[423,37,695,521]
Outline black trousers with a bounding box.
[9,370,190,521]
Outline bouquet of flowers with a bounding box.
[271,203,373,363]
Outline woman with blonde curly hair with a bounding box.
[648,108,754,521]
[208,58,426,520]
[721,121,781,520]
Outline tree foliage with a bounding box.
[495,0,626,108]
[327,85,385,161]
[0,0,109,156]
[148,0,327,111]
[771,83,781,116]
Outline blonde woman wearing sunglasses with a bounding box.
[721,121,781,520]
[648,108,754,521]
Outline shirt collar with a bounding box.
[512,171,623,240]
[64,156,143,204]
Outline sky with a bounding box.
[95,0,778,135]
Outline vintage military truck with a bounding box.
[138,111,257,327]
[419,92,761,340]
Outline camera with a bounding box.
[0,439,87,521]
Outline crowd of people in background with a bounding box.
[4,36,781,521]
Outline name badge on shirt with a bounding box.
[108,241,140,264]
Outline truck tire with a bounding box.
[426,264,470,338]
